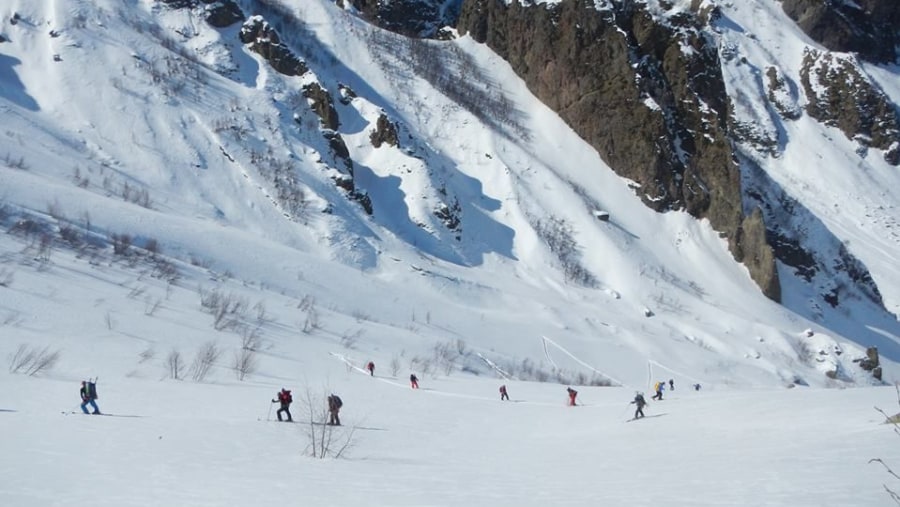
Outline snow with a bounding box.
[1,0,899,504]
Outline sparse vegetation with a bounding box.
[8,344,61,376]
[233,348,259,381]
[167,349,185,380]
[300,387,356,459]
[532,215,597,287]
[872,384,900,504]
[190,341,222,382]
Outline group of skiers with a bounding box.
[79,359,702,424]
[269,387,343,425]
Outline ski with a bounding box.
[61,411,142,418]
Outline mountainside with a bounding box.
[1,0,899,394]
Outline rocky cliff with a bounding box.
[455,0,781,298]
[781,0,899,64]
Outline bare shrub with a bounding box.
[532,215,597,287]
[138,346,155,364]
[0,267,13,287]
[167,349,185,380]
[433,340,460,375]
[390,354,402,377]
[872,384,900,504]
[190,341,221,382]
[237,323,263,351]
[199,287,249,330]
[340,328,363,349]
[301,303,319,334]
[145,297,162,316]
[3,152,28,170]
[233,348,258,381]
[352,309,371,323]
[3,311,24,327]
[111,233,132,256]
[297,294,315,311]
[8,344,61,375]
[151,257,180,284]
[299,387,357,459]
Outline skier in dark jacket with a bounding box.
[631,392,647,419]
[327,394,342,426]
[366,361,375,376]
[80,380,101,415]
[272,388,292,422]
[499,384,509,401]
[409,373,419,389]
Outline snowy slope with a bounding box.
[1,0,900,503]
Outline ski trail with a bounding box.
[329,352,598,408]
[647,359,708,387]
[541,335,626,387]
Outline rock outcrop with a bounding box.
[781,0,899,64]
[336,0,462,38]
[456,0,777,299]
[239,16,308,76]
[800,48,900,165]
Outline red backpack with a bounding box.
[279,390,292,404]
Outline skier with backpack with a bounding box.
[366,361,375,376]
[327,394,342,426]
[272,388,293,422]
[566,387,578,406]
[652,381,665,400]
[499,384,509,401]
[630,392,647,420]
[79,379,100,415]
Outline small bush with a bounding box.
[8,344,61,375]
[167,349,185,380]
[190,341,221,382]
[233,348,258,381]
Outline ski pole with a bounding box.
[266,400,273,421]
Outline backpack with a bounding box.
[280,390,292,404]
[86,381,98,400]
[331,395,342,409]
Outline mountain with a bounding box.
[1,0,899,394]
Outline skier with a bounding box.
[499,384,509,401]
[566,387,578,406]
[366,361,375,376]
[272,388,293,422]
[630,392,647,419]
[409,373,419,389]
[327,394,342,426]
[652,381,664,400]
[693,383,702,391]
[669,379,674,391]
[79,379,100,415]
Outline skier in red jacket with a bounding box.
[566,387,578,406]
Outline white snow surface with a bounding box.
[1,0,900,504]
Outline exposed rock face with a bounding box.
[736,207,781,302]
[370,113,400,148]
[303,82,340,131]
[800,48,900,165]
[456,0,777,299]
[204,1,244,28]
[239,16,308,76]
[781,0,899,63]
[855,346,882,380]
[337,0,463,38]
